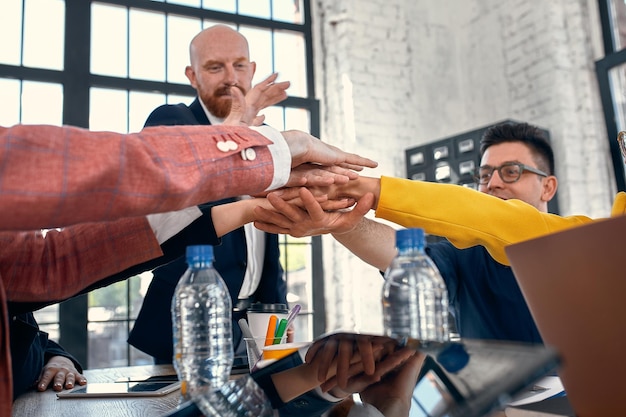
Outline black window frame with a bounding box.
[1,0,324,367]
[596,0,626,192]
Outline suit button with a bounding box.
[240,148,256,161]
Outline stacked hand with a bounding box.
[254,187,375,237]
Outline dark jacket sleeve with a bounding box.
[8,205,221,315]
[10,312,82,399]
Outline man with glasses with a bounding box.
[255,122,563,343]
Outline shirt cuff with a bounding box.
[250,125,290,190]
[146,206,202,244]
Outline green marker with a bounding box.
[273,318,288,344]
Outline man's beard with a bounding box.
[202,85,246,118]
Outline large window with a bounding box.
[597,0,626,191]
[1,0,321,368]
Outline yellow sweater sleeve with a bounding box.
[374,176,607,265]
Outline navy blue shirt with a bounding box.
[426,240,542,343]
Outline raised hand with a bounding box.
[245,73,290,121]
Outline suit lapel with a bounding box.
[189,98,211,125]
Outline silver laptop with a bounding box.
[410,338,558,417]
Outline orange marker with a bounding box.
[264,315,278,346]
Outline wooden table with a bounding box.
[12,365,183,417]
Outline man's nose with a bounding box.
[486,170,505,188]
[223,66,238,86]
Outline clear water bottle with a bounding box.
[382,228,449,343]
[193,376,275,417]
[172,245,234,400]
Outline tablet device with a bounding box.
[57,380,181,398]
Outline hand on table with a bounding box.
[37,355,87,392]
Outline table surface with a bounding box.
[12,364,183,417]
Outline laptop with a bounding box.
[505,214,626,416]
[409,338,559,417]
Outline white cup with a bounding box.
[246,303,289,341]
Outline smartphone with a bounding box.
[57,381,181,399]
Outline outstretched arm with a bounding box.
[253,187,393,271]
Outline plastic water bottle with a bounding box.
[382,228,450,344]
[172,245,234,400]
[193,376,275,417]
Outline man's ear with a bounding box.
[541,175,558,202]
[185,66,197,88]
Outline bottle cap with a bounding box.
[396,228,425,251]
[186,245,214,264]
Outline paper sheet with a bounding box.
[507,376,565,406]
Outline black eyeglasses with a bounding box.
[473,162,548,185]
[618,131,626,160]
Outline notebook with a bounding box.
[505,214,626,416]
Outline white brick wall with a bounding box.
[312,0,615,334]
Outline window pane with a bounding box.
[280,235,312,342]
[285,107,310,132]
[239,26,274,85]
[609,0,626,51]
[0,0,22,65]
[274,30,307,97]
[262,106,285,131]
[610,63,626,181]
[272,0,304,24]
[132,272,154,319]
[90,87,128,132]
[23,0,64,70]
[32,304,60,325]
[21,81,63,125]
[33,304,60,341]
[239,0,270,19]
[0,78,21,125]
[88,321,130,368]
[129,90,166,132]
[167,93,194,105]
[167,15,202,84]
[202,0,235,13]
[91,3,128,77]
[129,9,165,81]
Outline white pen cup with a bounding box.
[246,303,289,341]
